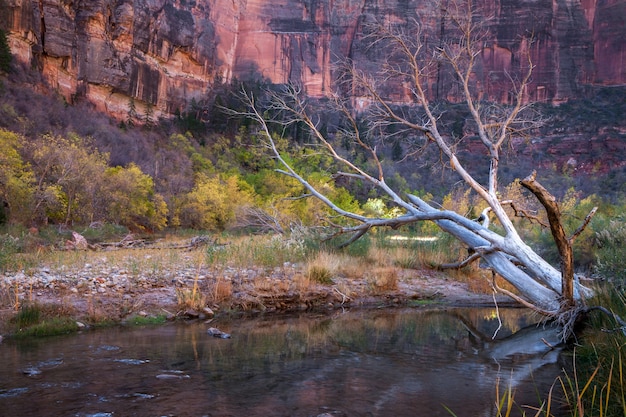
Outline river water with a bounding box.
[0,307,568,417]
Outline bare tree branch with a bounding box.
[570,206,598,243]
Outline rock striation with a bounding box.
[3,0,626,119]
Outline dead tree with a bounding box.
[232,0,599,328]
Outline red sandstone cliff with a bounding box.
[3,0,625,119]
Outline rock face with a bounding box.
[4,0,626,119]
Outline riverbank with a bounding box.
[0,235,514,336]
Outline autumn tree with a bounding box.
[0,129,35,224]
[236,0,609,332]
[102,163,168,231]
[28,134,109,225]
[174,173,253,231]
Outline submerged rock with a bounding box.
[156,372,190,380]
[207,327,231,339]
[22,367,42,377]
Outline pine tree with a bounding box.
[0,29,12,73]
[144,101,154,128]
[126,97,137,127]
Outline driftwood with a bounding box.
[63,232,215,251]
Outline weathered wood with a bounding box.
[521,171,597,309]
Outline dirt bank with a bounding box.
[0,247,514,335]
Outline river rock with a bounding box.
[183,309,200,319]
[207,327,231,339]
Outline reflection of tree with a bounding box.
[451,310,563,357]
[182,308,561,373]
[185,309,563,416]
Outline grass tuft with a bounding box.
[176,275,208,311]
[306,265,334,284]
[10,303,80,337]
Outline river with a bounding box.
[0,307,569,417]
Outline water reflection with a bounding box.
[0,307,567,416]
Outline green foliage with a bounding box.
[0,29,12,73]
[11,303,79,337]
[0,233,20,271]
[14,304,41,328]
[79,223,129,242]
[338,234,372,257]
[561,189,603,267]
[362,198,403,219]
[143,101,155,127]
[594,218,626,285]
[167,133,214,174]
[126,97,137,127]
[175,98,206,135]
[14,317,79,337]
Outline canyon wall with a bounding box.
[3,0,625,119]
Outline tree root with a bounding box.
[555,304,626,341]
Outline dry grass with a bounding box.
[27,244,206,278]
[177,273,234,310]
[175,276,208,311]
[206,234,309,269]
[305,251,340,284]
[453,269,520,295]
[336,259,369,280]
[366,267,399,294]
[253,277,290,293]
[374,235,458,269]
[209,276,233,303]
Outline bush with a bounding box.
[594,219,626,287]
[0,233,20,272]
[174,173,253,230]
[103,163,168,231]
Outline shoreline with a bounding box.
[0,252,515,336]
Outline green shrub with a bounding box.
[79,223,129,242]
[14,304,41,327]
[594,219,626,287]
[9,303,80,337]
[14,317,79,337]
[0,233,20,271]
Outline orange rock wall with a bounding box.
[4,0,625,119]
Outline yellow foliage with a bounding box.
[176,173,254,230]
[0,129,35,223]
[103,163,168,231]
[29,134,110,224]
